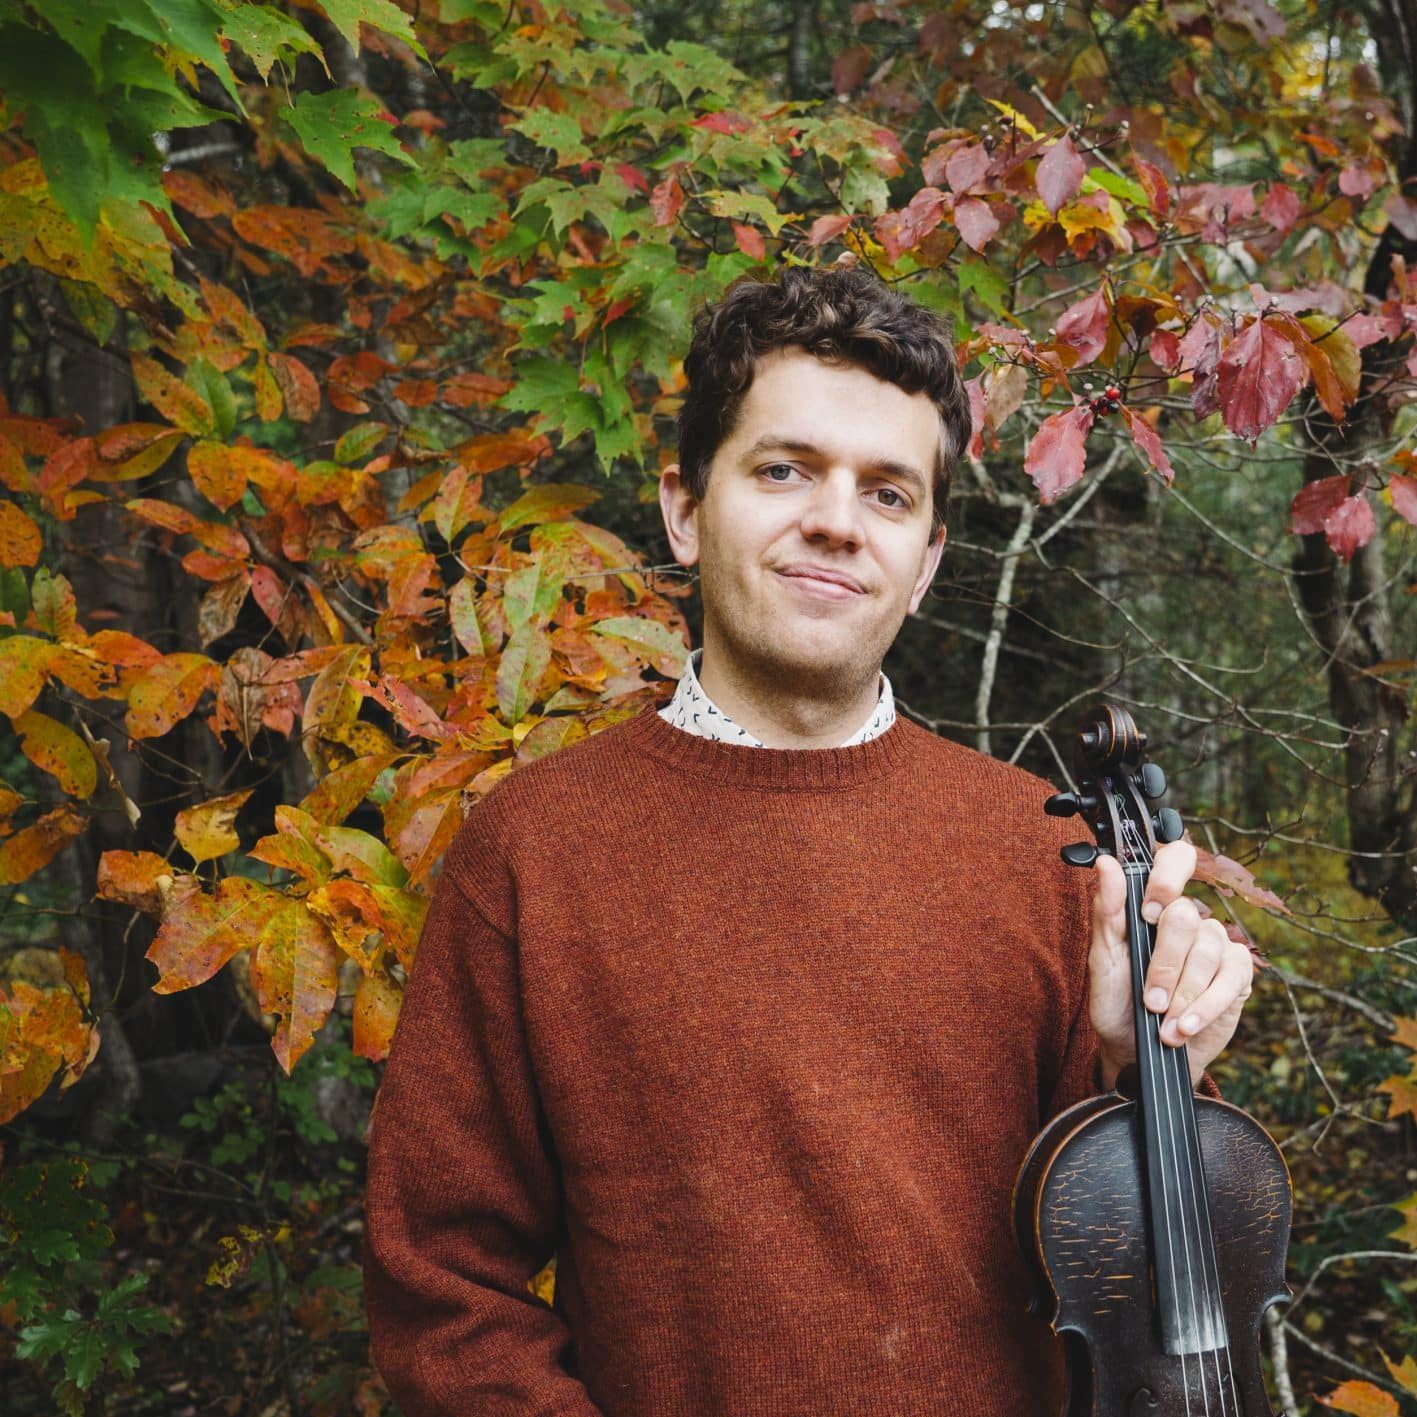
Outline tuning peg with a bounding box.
[1060,842,1099,867]
[1138,763,1167,801]
[1154,808,1184,843]
[1044,792,1097,818]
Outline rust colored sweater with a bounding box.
[363,703,1215,1415]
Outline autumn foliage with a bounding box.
[3,0,1417,1409]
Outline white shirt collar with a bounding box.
[658,648,895,747]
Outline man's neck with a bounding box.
[695,642,884,749]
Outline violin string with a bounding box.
[1126,817,1240,1412]
[1124,853,1204,1412]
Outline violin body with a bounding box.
[1013,1086,1292,1415]
[1013,705,1293,1416]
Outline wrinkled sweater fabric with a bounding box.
[363,702,1218,1415]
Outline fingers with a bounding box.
[1143,911,1250,1047]
[1140,839,1197,925]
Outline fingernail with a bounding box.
[1142,901,1162,923]
[1180,1013,1200,1034]
[1146,988,1168,1010]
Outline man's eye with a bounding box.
[761,464,797,482]
[876,487,905,508]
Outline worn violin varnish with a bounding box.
[1012,706,1292,1415]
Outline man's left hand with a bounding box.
[1087,840,1254,1091]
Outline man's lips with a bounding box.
[774,564,866,594]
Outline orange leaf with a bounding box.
[0,806,86,885]
[146,876,283,994]
[1318,1381,1399,1417]
[125,653,219,740]
[353,971,401,1061]
[96,850,172,915]
[1380,1073,1417,1121]
[175,789,254,864]
[187,441,250,512]
[0,501,41,567]
[268,352,321,422]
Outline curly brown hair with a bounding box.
[675,265,972,535]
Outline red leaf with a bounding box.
[808,214,853,247]
[693,111,749,135]
[1339,163,1378,200]
[650,173,683,228]
[1390,473,1417,527]
[1055,286,1111,366]
[1291,475,1350,535]
[731,223,765,260]
[944,143,990,195]
[875,187,947,261]
[1179,319,1222,417]
[831,44,871,95]
[1134,157,1172,218]
[1150,329,1180,370]
[1216,316,1306,440]
[1121,406,1174,484]
[1260,182,1301,233]
[965,376,985,461]
[1291,476,1376,561]
[614,163,649,195]
[1037,135,1085,215]
[1024,403,1095,503]
[1323,495,1376,560]
[952,197,1000,253]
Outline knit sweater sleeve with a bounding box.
[363,846,603,1416]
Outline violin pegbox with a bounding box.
[1044,706,1184,870]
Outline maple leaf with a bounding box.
[1024,403,1095,503]
[1318,1382,1398,1417]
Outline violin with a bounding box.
[1012,705,1292,1415]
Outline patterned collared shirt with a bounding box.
[658,648,895,747]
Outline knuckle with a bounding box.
[1164,896,1201,927]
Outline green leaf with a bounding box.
[186,359,236,442]
[705,188,791,234]
[957,259,1010,318]
[333,422,387,464]
[1088,168,1150,209]
[314,0,427,59]
[508,109,591,167]
[222,4,327,81]
[279,89,416,193]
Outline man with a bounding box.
[363,265,1254,1415]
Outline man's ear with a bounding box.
[907,523,947,615]
[658,462,701,568]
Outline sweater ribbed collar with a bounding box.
[623,698,918,791]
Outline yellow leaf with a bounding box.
[174,789,253,864]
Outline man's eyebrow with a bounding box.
[742,435,930,495]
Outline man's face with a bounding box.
[659,346,947,696]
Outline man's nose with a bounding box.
[797,470,863,545]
